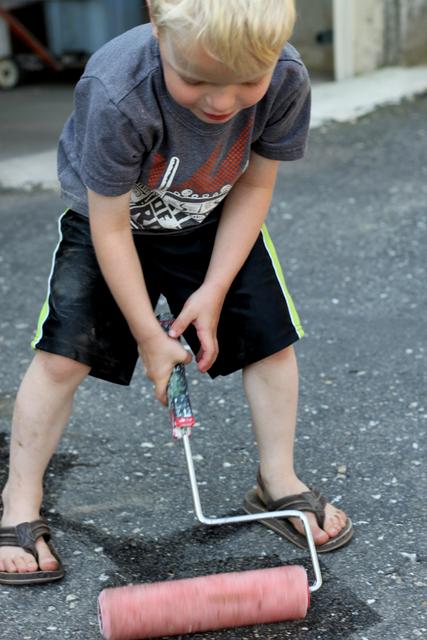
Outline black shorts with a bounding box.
[32,209,304,385]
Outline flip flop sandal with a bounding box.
[243,471,353,553]
[0,519,65,585]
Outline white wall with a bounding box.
[297,0,427,81]
[352,0,384,74]
[333,0,384,80]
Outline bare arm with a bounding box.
[171,151,280,371]
[88,189,191,403]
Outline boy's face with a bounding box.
[158,34,275,124]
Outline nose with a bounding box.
[204,86,237,114]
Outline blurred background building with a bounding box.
[0,0,148,88]
[293,0,427,80]
[0,0,427,89]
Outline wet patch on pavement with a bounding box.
[0,431,382,638]
[44,511,382,640]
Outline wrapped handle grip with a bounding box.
[158,313,196,439]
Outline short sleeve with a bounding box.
[74,76,144,196]
[252,62,311,161]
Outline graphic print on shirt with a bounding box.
[130,119,253,232]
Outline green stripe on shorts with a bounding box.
[261,224,304,339]
[31,209,69,350]
[31,297,50,349]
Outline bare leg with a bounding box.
[243,346,347,545]
[0,351,90,574]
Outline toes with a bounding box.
[287,502,349,546]
[312,526,329,545]
[1,551,38,574]
[39,556,59,572]
[0,540,58,574]
[15,556,36,573]
[23,553,38,572]
[339,509,348,527]
[25,559,39,572]
[290,515,329,545]
[324,509,347,537]
[306,520,329,545]
[4,558,19,573]
[36,541,58,572]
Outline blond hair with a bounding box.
[149,0,296,77]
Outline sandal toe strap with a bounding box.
[267,489,328,528]
[0,519,51,560]
[256,470,329,528]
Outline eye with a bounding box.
[244,78,264,87]
[181,76,203,86]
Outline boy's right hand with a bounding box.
[138,329,192,406]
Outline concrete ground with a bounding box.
[0,82,426,638]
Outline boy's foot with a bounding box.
[0,514,64,584]
[243,472,353,552]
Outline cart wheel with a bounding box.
[0,57,21,90]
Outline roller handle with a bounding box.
[158,313,196,439]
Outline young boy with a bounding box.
[0,0,352,584]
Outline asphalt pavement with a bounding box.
[0,88,426,640]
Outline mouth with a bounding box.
[201,111,235,122]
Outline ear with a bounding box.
[146,0,159,38]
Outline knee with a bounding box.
[34,350,90,386]
[243,346,297,385]
[269,345,296,365]
[248,345,296,370]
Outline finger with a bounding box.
[154,373,171,406]
[196,335,218,373]
[170,338,192,365]
[197,352,218,373]
[169,310,193,338]
[182,350,192,365]
[155,383,168,406]
[154,350,191,405]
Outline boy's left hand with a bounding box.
[169,283,226,373]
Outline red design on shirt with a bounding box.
[147,118,253,193]
[147,152,167,189]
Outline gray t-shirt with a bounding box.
[58,24,310,233]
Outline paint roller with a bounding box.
[98,314,322,639]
